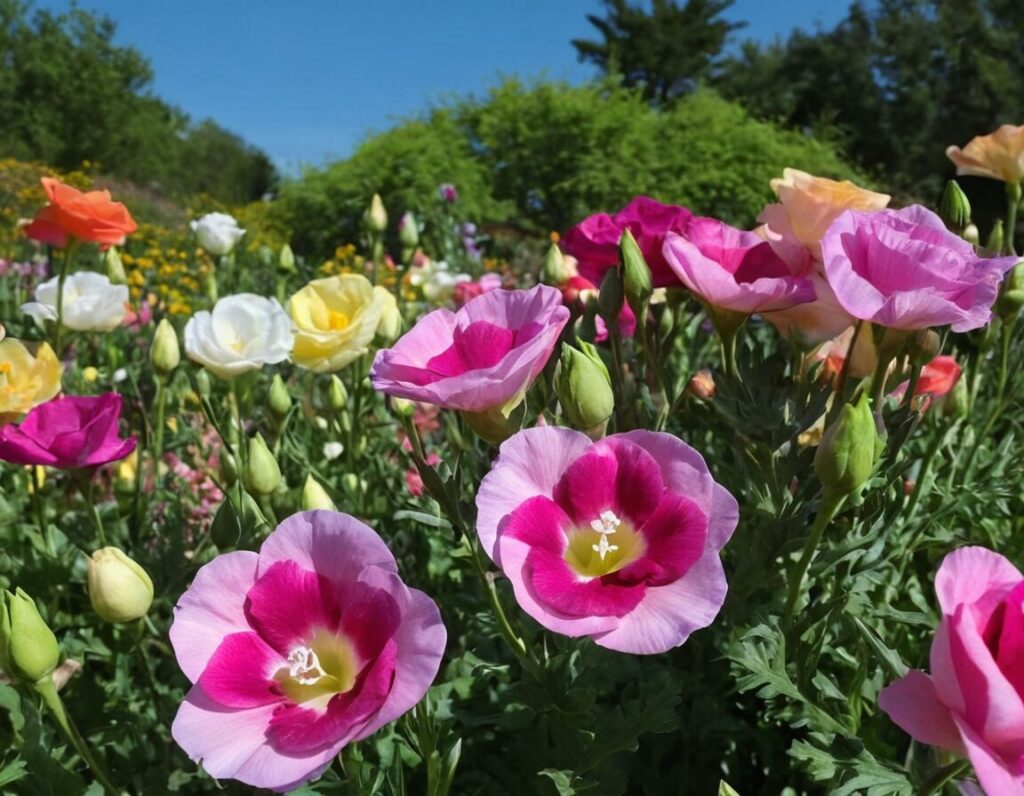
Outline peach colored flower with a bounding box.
[25,178,137,249]
[946,125,1024,184]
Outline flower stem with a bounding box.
[784,492,846,628]
[75,473,107,546]
[152,380,167,476]
[1005,181,1020,256]
[917,759,971,796]
[33,676,119,795]
[53,241,75,357]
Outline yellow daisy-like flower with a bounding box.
[288,275,384,373]
[0,338,62,422]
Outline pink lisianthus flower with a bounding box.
[452,272,502,308]
[370,284,569,411]
[0,393,136,469]
[879,547,1024,795]
[170,510,446,793]
[475,427,738,654]
[562,196,693,288]
[822,206,1018,332]
[663,217,817,314]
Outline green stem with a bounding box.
[152,380,167,476]
[901,363,922,410]
[784,492,846,628]
[76,474,107,546]
[33,677,118,795]
[1005,181,1020,256]
[53,242,75,357]
[917,758,971,796]
[30,470,51,554]
[468,539,529,661]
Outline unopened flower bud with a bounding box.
[245,434,281,495]
[87,547,154,623]
[104,247,127,285]
[219,450,238,486]
[814,391,879,499]
[391,397,414,417]
[938,180,971,232]
[398,212,419,249]
[301,475,336,511]
[364,194,388,234]
[542,244,572,286]
[963,223,980,246]
[342,473,361,494]
[987,220,1004,253]
[686,370,716,400]
[620,230,653,313]
[907,329,941,366]
[278,243,296,273]
[943,377,969,419]
[327,375,348,411]
[195,369,212,398]
[268,374,292,419]
[150,318,181,375]
[374,286,402,341]
[0,588,59,682]
[597,266,624,324]
[555,342,614,437]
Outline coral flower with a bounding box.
[0,393,136,469]
[370,285,568,412]
[0,338,62,422]
[25,178,137,248]
[947,125,1024,184]
[822,206,1018,332]
[880,547,1024,795]
[476,427,738,654]
[562,196,694,287]
[170,511,446,792]
[890,355,962,403]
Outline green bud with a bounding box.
[554,342,614,437]
[542,244,572,286]
[87,547,154,623]
[0,588,59,682]
[938,180,971,232]
[963,223,980,246]
[269,374,292,419]
[301,475,337,511]
[278,243,296,273]
[364,193,388,234]
[219,450,238,487]
[943,376,969,419]
[104,246,127,285]
[391,397,415,417]
[195,369,212,399]
[398,211,419,248]
[814,392,879,498]
[210,498,242,548]
[620,230,653,312]
[998,289,1024,315]
[597,266,624,325]
[906,329,940,366]
[150,318,180,376]
[327,375,348,411]
[987,220,1004,253]
[245,434,281,496]
[342,473,361,494]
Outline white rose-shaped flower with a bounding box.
[184,294,294,380]
[22,271,128,332]
[190,212,246,256]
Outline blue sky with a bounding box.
[36,0,849,172]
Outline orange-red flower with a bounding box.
[25,178,137,248]
[946,125,1024,184]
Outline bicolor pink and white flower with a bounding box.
[475,427,738,654]
[370,284,569,411]
[879,547,1024,795]
[170,511,446,792]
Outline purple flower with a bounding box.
[662,217,817,314]
[821,206,1018,331]
[370,285,568,412]
[438,183,458,203]
[475,427,738,654]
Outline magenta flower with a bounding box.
[879,547,1024,795]
[476,427,738,654]
[0,393,136,469]
[370,285,569,411]
[822,206,1018,332]
[170,511,446,792]
[562,196,694,287]
[662,217,817,314]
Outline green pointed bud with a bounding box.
[943,376,969,419]
[597,266,624,324]
[342,473,361,494]
[391,397,415,417]
[365,193,388,234]
[814,392,878,498]
[278,243,296,273]
[998,288,1024,317]
[554,342,614,437]
[938,180,971,232]
[542,244,572,286]
[150,318,180,376]
[327,375,348,411]
[0,588,59,682]
[269,374,292,420]
[963,223,980,246]
[195,369,212,398]
[906,329,940,366]
[620,230,653,312]
[219,450,238,487]
[104,246,127,284]
[718,783,740,796]
[301,475,336,511]
[245,434,281,496]
[87,547,154,623]
[210,498,242,548]
[987,220,1004,253]
[398,211,419,248]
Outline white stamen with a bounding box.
[286,646,327,685]
[589,510,621,560]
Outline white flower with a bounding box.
[184,294,294,380]
[323,441,344,460]
[22,272,128,332]
[190,212,246,256]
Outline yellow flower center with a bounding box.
[564,510,645,578]
[274,628,359,708]
[327,310,350,331]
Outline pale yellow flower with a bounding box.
[288,275,383,373]
[946,125,1024,184]
[0,338,62,421]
